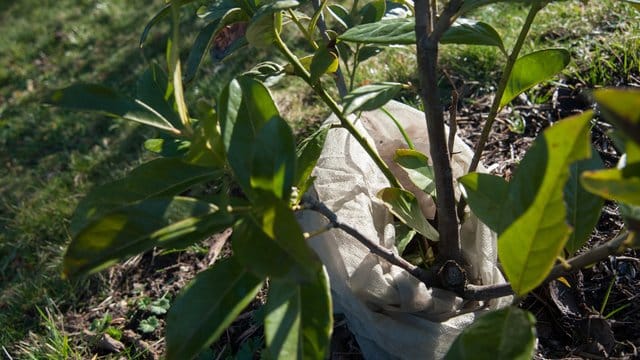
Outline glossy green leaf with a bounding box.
[340,17,505,49]
[499,111,592,295]
[395,224,417,255]
[441,19,505,53]
[307,0,329,38]
[184,125,226,167]
[65,197,233,277]
[328,4,352,28]
[342,82,403,115]
[459,173,509,233]
[137,63,181,128]
[394,149,436,197]
[246,0,299,48]
[219,77,279,193]
[253,198,321,276]
[564,148,605,254]
[339,18,415,44]
[140,1,199,46]
[184,21,218,84]
[359,0,386,24]
[295,125,330,190]
[251,117,296,200]
[445,307,536,360]
[264,270,332,359]
[500,49,571,108]
[70,158,223,236]
[593,88,640,145]
[46,84,179,133]
[310,46,339,83]
[378,188,439,240]
[357,46,383,62]
[246,12,276,48]
[232,218,314,280]
[581,168,640,206]
[196,0,238,21]
[140,4,171,47]
[166,258,264,360]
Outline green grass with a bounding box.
[0,0,638,358]
[0,0,181,351]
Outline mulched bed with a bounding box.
[23,80,639,359]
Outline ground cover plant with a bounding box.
[3,0,640,358]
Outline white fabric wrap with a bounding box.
[297,101,511,359]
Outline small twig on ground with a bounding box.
[302,195,436,286]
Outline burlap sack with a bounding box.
[297,101,511,359]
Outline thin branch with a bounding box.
[468,2,542,172]
[311,0,348,97]
[429,0,463,42]
[302,195,436,286]
[273,15,402,189]
[415,0,461,263]
[463,231,631,301]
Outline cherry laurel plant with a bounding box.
[46,0,640,358]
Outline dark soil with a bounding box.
[29,81,639,359]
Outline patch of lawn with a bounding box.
[0,0,180,351]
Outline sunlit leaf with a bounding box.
[445,307,536,360]
[246,0,299,48]
[441,19,505,53]
[359,0,386,24]
[295,125,330,193]
[339,18,414,44]
[233,218,316,281]
[394,149,436,197]
[564,148,605,254]
[46,84,179,134]
[166,258,264,360]
[310,45,339,83]
[64,197,233,277]
[395,224,417,255]
[70,158,222,236]
[342,82,403,115]
[378,187,439,240]
[459,173,509,233]
[357,46,383,62]
[264,270,332,359]
[340,17,505,50]
[499,111,592,295]
[328,4,352,28]
[144,137,191,157]
[196,0,238,21]
[219,77,279,194]
[252,198,321,276]
[593,88,640,145]
[581,168,640,206]
[500,49,571,108]
[251,116,296,200]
